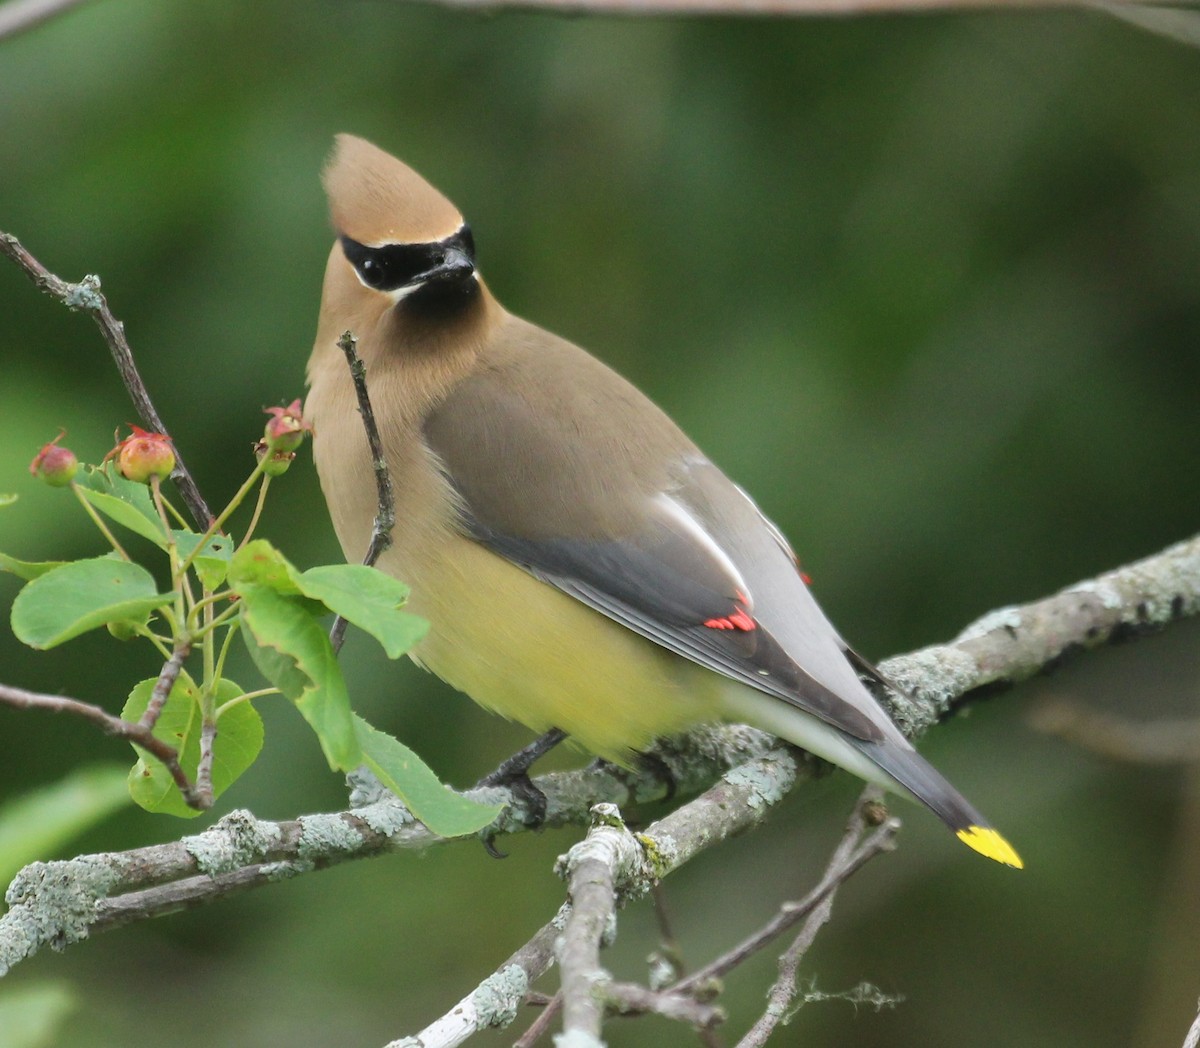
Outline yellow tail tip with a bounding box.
[956,826,1024,869]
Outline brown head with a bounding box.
[323,134,464,246]
[316,135,491,353]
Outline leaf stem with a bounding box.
[202,601,215,691]
[151,475,193,623]
[237,474,271,550]
[211,618,241,686]
[160,493,191,529]
[215,687,280,717]
[70,483,131,561]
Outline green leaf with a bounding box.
[11,557,176,649]
[238,583,359,770]
[0,553,69,581]
[75,470,168,548]
[296,564,427,658]
[174,531,233,590]
[228,538,304,596]
[121,675,263,818]
[354,716,503,837]
[0,493,17,507]
[0,765,131,886]
[0,985,77,1048]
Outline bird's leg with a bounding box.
[476,727,568,858]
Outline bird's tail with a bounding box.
[850,737,1023,869]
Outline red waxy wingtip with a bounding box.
[704,605,756,632]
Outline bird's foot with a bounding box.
[476,727,568,858]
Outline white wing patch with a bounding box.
[653,492,753,611]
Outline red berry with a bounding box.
[263,398,312,453]
[29,432,79,487]
[111,425,175,484]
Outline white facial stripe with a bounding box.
[347,266,477,303]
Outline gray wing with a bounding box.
[423,339,885,742]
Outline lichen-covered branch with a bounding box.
[554,805,642,1042]
[391,753,799,1048]
[1,531,1197,984]
[875,532,1200,739]
[384,917,563,1048]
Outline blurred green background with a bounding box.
[1,1,1199,1045]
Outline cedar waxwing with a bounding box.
[305,134,1021,868]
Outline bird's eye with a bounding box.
[358,254,389,289]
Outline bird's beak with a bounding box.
[409,245,475,289]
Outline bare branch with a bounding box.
[1031,700,1200,764]
[601,980,724,1030]
[0,681,207,811]
[328,330,397,653]
[672,789,897,998]
[734,793,899,1046]
[0,231,214,528]
[875,532,1200,740]
[512,992,562,1048]
[138,640,191,730]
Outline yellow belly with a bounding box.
[396,537,725,764]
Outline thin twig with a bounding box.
[329,330,397,653]
[0,231,214,528]
[648,882,725,1047]
[673,789,897,997]
[734,792,899,1046]
[648,882,686,987]
[337,331,397,562]
[602,980,725,1030]
[513,992,562,1048]
[1031,700,1200,765]
[138,640,192,731]
[195,718,217,808]
[0,681,205,809]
